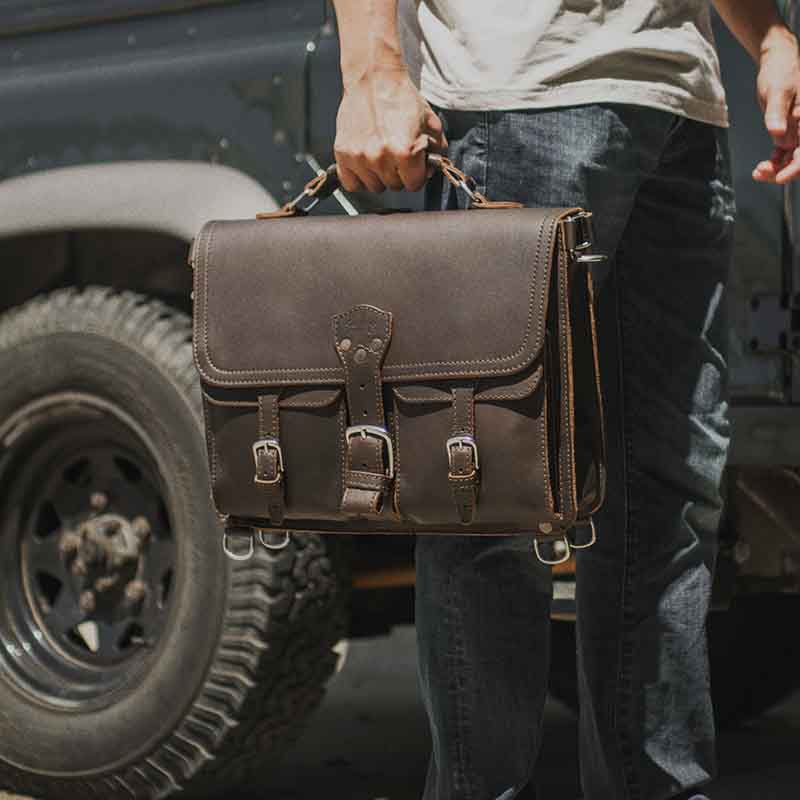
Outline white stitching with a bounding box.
[201,390,342,409]
[194,213,564,385]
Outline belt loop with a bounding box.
[448,387,479,524]
[254,391,285,525]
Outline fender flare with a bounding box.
[0,161,279,242]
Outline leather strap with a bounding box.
[577,265,607,517]
[254,391,285,525]
[334,305,394,517]
[448,387,479,524]
[256,156,522,218]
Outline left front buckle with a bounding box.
[253,438,284,485]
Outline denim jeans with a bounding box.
[415,105,736,800]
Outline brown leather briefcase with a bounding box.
[191,156,607,564]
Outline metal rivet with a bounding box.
[370,338,383,352]
[340,338,352,352]
[539,522,553,535]
[90,492,108,511]
[354,347,368,364]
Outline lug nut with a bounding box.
[79,590,96,614]
[125,580,147,604]
[90,492,108,512]
[131,517,151,542]
[58,532,81,560]
[71,558,88,578]
[94,575,119,593]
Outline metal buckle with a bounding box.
[446,435,479,479]
[257,530,291,550]
[568,518,597,550]
[253,438,284,485]
[562,211,595,251]
[223,532,254,562]
[345,425,395,479]
[534,536,571,566]
[562,211,608,265]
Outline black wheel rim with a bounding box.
[0,392,178,708]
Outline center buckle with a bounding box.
[252,438,285,485]
[446,435,479,479]
[345,425,395,479]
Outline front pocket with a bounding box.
[202,388,345,522]
[392,363,553,528]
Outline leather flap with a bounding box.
[394,364,543,405]
[202,387,341,409]
[193,207,569,388]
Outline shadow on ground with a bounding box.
[1,625,798,800]
[261,626,800,800]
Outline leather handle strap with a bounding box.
[334,305,395,518]
[257,155,522,219]
[448,387,479,524]
[577,265,607,518]
[254,391,286,525]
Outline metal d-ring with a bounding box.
[534,536,571,566]
[257,530,291,550]
[223,532,255,561]
[568,518,597,550]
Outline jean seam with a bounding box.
[614,244,642,800]
[480,112,489,198]
[444,556,474,800]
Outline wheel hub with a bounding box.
[0,393,178,702]
[59,507,152,620]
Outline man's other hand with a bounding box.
[754,27,800,184]
[334,67,447,193]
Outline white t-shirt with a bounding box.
[398,0,728,127]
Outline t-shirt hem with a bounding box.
[420,76,729,128]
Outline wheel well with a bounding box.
[0,228,191,314]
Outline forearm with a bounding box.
[332,0,406,86]
[712,0,795,63]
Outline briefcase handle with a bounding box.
[257,154,522,219]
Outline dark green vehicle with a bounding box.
[0,2,799,798]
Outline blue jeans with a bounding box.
[416,105,736,800]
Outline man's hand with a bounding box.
[335,66,447,193]
[331,0,446,193]
[754,27,800,184]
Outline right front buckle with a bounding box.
[253,438,284,485]
[345,425,395,478]
[446,435,479,479]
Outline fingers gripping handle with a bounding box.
[256,155,522,219]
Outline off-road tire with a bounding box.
[0,287,348,799]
